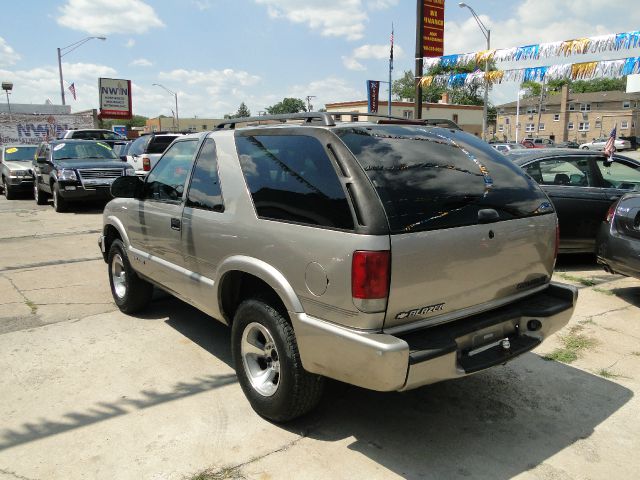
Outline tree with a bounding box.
[235,102,251,118]
[521,77,626,98]
[100,115,148,130]
[266,97,307,114]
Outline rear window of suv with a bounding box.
[335,125,552,233]
[147,135,178,154]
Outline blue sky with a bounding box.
[1,0,639,119]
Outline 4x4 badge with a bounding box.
[396,302,445,319]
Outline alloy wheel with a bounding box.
[241,322,281,397]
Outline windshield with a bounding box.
[4,146,37,162]
[52,142,118,160]
[335,125,552,233]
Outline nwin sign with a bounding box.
[99,78,132,119]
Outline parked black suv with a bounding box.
[33,139,135,212]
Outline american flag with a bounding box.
[390,24,394,68]
[603,124,617,158]
[68,82,77,101]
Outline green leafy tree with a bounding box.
[100,115,148,130]
[235,102,251,118]
[266,97,307,114]
[521,78,626,98]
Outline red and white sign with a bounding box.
[423,0,445,58]
[99,78,132,119]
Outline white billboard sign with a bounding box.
[99,77,132,119]
[0,113,94,145]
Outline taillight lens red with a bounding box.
[143,157,151,171]
[605,202,617,223]
[352,251,390,299]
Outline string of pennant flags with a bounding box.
[422,30,640,69]
[419,56,640,88]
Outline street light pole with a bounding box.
[459,2,490,140]
[57,36,106,105]
[153,83,179,132]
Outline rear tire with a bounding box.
[108,239,153,314]
[231,299,324,422]
[52,183,67,212]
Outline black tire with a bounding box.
[3,177,15,200]
[231,298,324,422]
[52,183,68,212]
[107,239,153,314]
[34,180,48,205]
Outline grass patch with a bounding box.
[579,318,597,326]
[543,328,598,364]
[556,273,597,287]
[597,368,621,379]
[631,351,640,357]
[189,467,245,480]
[25,299,38,314]
[593,287,614,296]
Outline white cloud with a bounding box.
[0,37,20,67]
[57,0,164,35]
[130,58,153,67]
[255,0,395,41]
[287,76,362,109]
[342,43,403,70]
[192,0,212,10]
[0,63,117,110]
[125,39,136,48]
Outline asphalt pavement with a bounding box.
[0,191,639,480]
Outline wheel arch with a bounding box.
[217,256,303,325]
[102,217,131,261]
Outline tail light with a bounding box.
[142,156,151,171]
[605,202,618,223]
[352,250,390,313]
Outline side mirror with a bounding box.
[111,175,143,199]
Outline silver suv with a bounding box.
[99,113,577,422]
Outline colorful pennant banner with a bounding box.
[422,30,640,69]
[419,56,640,88]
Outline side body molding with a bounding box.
[216,255,304,314]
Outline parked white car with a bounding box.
[491,143,527,153]
[580,138,631,151]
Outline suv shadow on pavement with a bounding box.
[145,296,632,479]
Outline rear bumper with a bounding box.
[293,282,578,392]
[597,226,640,280]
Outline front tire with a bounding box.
[108,239,153,313]
[231,299,324,422]
[3,177,15,200]
[52,183,67,212]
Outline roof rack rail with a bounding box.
[330,111,461,130]
[215,112,336,129]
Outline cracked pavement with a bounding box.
[1,194,639,480]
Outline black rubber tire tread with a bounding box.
[3,178,15,200]
[231,298,324,422]
[52,183,67,212]
[34,182,48,205]
[107,239,153,314]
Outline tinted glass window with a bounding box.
[128,136,150,156]
[143,140,198,202]
[235,134,354,229]
[596,158,640,190]
[525,157,594,186]
[147,136,178,154]
[335,125,551,233]
[52,142,117,160]
[186,139,224,211]
[4,146,37,161]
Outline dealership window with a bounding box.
[202,124,207,130]
[578,122,590,131]
[568,103,575,111]
[403,110,413,119]
[595,119,601,128]
[580,103,591,112]
[498,125,504,132]
[623,101,631,109]
[525,123,535,132]
[538,123,545,131]
[621,120,629,129]
[553,114,560,121]
[526,106,537,114]
[351,115,359,122]
[567,122,574,130]
[452,113,459,123]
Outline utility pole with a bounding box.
[414,0,424,120]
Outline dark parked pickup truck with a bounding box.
[33,139,135,212]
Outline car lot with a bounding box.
[0,194,639,479]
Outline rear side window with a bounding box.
[147,136,178,154]
[128,136,150,156]
[596,158,640,190]
[235,134,354,230]
[186,138,224,211]
[335,125,551,233]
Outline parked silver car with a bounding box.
[99,113,577,421]
[597,192,640,279]
[125,132,183,176]
[1,144,37,199]
[580,137,631,151]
